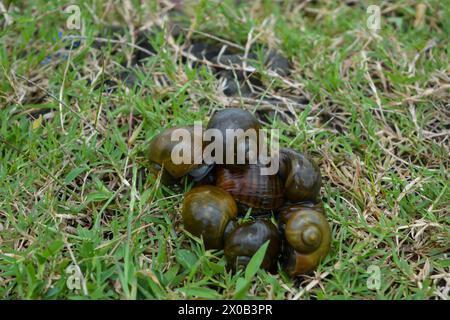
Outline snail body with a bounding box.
[188,164,215,183]
[279,205,331,276]
[181,185,237,249]
[215,163,284,215]
[278,148,322,203]
[224,219,280,271]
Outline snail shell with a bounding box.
[215,163,284,215]
[278,148,322,203]
[148,126,203,179]
[279,202,325,224]
[224,219,280,271]
[206,108,261,166]
[280,205,331,276]
[181,185,237,249]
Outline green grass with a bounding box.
[0,0,449,299]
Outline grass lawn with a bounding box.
[0,0,448,299]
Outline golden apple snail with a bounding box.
[181,185,237,249]
[278,148,322,203]
[147,126,213,184]
[279,204,331,276]
[146,108,332,277]
[206,108,261,166]
[224,219,280,271]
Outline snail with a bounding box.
[279,204,331,276]
[181,185,237,249]
[278,148,322,203]
[206,108,261,166]
[278,201,325,225]
[146,108,332,277]
[224,219,280,271]
[215,162,284,215]
[147,126,212,184]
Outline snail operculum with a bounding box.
[188,163,215,183]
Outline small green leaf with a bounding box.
[244,240,269,280]
[180,286,221,299]
[64,166,88,184]
[175,249,198,269]
[439,259,450,268]
[235,277,247,293]
[233,241,270,299]
[86,191,113,203]
[47,240,65,255]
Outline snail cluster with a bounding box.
[147,108,331,277]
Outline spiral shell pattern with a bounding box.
[280,205,331,276]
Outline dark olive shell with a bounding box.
[224,219,280,271]
[282,242,330,276]
[215,163,284,215]
[279,202,325,225]
[181,185,238,249]
[206,108,260,166]
[280,206,331,276]
[285,208,329,254]
[278,148,322,203]
[148,126,203,179]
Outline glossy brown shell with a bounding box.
[181,185,238,249]
[148,126,203,179]
[279,202,325,225]
[215,164,284,215]
[206,108,261,166]
[278,148,322,203]
[224,219,280,271]
[280,205,331,276]
[207,108,260,137]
